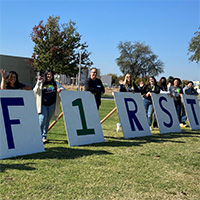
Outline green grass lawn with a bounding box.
[1,100,200,200]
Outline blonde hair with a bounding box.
[123,73,132,91]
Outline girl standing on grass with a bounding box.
[169,78,183,124]
[33,69,65,143]
[141,76,160,130]
[116,73,140,131]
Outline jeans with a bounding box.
[181,103,187,123]
[143,98,154,126]
[174,101,181,123]
[39,103,56,139]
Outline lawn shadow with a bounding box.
[47,139,68,144]
[92,138,147,147]
[0,163,36,172]
[10,147,112,160]
[93,131,200,147]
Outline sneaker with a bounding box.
[116,123,121,132]
[180,123,187,128]
[42,138,48,144]
[149,126,152,131]
[182,122,187,127]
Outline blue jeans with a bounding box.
[181,103,187,123]
[143,98,154,126]
[174,101,181,123]
[39,103,56,139]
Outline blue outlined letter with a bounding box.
[186,99,199,125]
[1,97,24,149]
[159,96,173,128]
[124,98,143,131]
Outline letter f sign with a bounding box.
[1,98,24,149]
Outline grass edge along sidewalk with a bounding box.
[0,99,200,200]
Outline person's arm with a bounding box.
[0,69,6,89]
[133,81,140,93]
[140,85,147,95]
[160,90,170,94]
[21,83,31,90]
[154,85,160,94]
[33,77,43,94]
[184,87,190,95]
[56,82,65,94]
[192,88,198,96]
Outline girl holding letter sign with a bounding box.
[117,73,140,131]
[141,76,160,130]
[169,78,183,124]
[33,69,65,143]
[0,69,31,90]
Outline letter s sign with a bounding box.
[159,96,173,128]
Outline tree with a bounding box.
[107,73,118,85]
[167,76,174,84]
[182,80,189,88]
[188,27,200,64]
[116,41,164,79]
[30,16,93,75]
[116,75,124,85]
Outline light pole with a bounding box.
[78,46,82,91]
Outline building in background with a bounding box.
[101,75,112,87]
[0,54,90,87]
[0,54,35,87]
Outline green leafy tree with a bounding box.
[188,27,200,64]
[182,80,189,88]
[30,16,93,75]
[167,76,174,84]
[135,77,149,86]
[116,41,164,79]
[107,73,118,85]
[116,75,124,85]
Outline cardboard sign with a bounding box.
[114,92,151,138]
[60,91,104,146]
[0,90,44,159]
[151,93,181,134]
[182,94,200,130]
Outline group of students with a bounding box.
[0,67,105,144]
[0,68,198,142]
[117,73,198,131]
[0,68,65,144]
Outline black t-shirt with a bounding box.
[6,82,26,89]
[42,82,57,106]
[84,78,105,108]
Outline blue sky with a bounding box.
[0,0,199,81]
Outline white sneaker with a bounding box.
[149,126,152,131]
[116,123,121,132]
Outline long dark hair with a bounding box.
[43,69,57,88]
[7,71,20,88]
[172,78,181,87]
[158,77,167,91]
[146,76,157,89]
